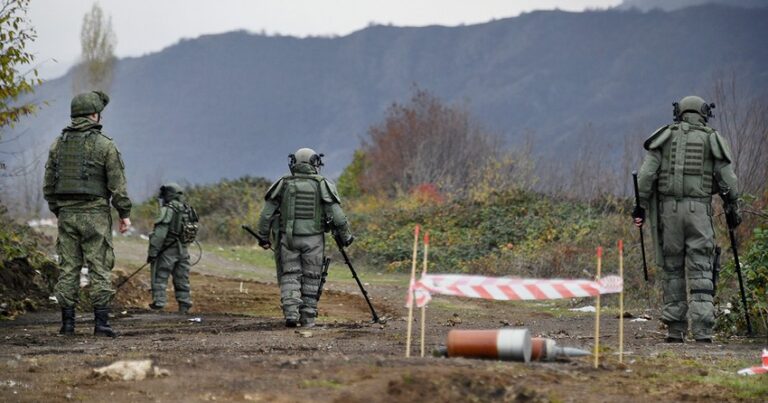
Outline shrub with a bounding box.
[716,223,768,336]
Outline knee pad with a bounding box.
[301,270,322,298]
[282,262,302,275]
[688,270,713,303]
[661,275,686,303]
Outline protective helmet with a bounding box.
[673,95,715,122]
[70,91,110,118]
[159,182,184,202]
[288,148,324,169]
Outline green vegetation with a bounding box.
[716,218,768,335]
[345,190,630,276]
[0,0,41,130]
[134,176,271,244]
[702,372,768,400]
[337,150,367,199]
[213,244,276,269]
[333,87,640,286]
[0,0,51,319]
[643,355,768,400]
[300,379,344,389]
[0,206,57,319]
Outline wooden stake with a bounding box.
[618,239,624,364]
[593,246,602,369]
[405,225,420,358]
[420,232,430,358]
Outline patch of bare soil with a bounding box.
[1,261,764,402]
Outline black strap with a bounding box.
[690,289,715,296]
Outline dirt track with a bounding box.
[1,238,765,402]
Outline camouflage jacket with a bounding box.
[43,117,132,218]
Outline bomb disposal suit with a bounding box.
[147,183,198,313]
[634,96,740,342]
[43,91,132,337]
[254,148,353,327]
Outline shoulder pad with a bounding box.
[643,125,672,150]
[50,136,62,150]
[168,200,185,211]
[264,178,287,201]
[155,206,174,224]
[709,131,733,163]
[320,179,342,204]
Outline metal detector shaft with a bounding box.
[632,171,649,282]
[727,227,753,335]
[333,235,380,323]
[115,241,175,290]
[241,225,272,250]
[116,261,150,290]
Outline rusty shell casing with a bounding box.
[531,337,555,361]
[446,329,531,362]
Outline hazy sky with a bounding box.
[29,0,621,79]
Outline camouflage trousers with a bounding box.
[279,234,324,322]
[54,209,115,308]
[659,198,715,339]
[150,242,191,308]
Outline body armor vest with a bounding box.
[280,175,325,237]
[53,131,109,199]
[657,122,715,198]
[168,200,199,244]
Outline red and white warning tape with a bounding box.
[406,274,623,308]
[738,349,768,375]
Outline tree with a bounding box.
[337,150,368,199]
[73,2,116,93]
[0,0,41,209]
[360,88,512,198]
[0,0,40,132]
[709,72,768,198]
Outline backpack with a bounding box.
[169,202,200,244]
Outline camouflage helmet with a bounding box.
[159,182,184,201]
[289,148,324,169]
[673,95,715,122]
[70,91,110,118]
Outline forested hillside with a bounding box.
[3,4,767,203]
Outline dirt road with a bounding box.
[1,237,765,402]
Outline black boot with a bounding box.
[285,319,299,328]
[177,303,191,315]
[93,307,117,338]
[59,307,75,336]
[665,329,685,343]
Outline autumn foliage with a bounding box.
[356,88,526,198]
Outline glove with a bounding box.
[724,202,742,229]
[631,205,646,224]
[342,234,355,247]
[258,238,271,250]
[146,255,156,264]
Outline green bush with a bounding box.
[0,205,58,319]
[133,176,271,245]
[346,189,645,281]
[716,223,768,335]
[337,150,367,199]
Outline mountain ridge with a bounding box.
[4,4,767,200]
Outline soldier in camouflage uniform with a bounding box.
[43,91,132,338]
[633,96,741,343]
[254,148,354,328]
[147,183,197,314]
